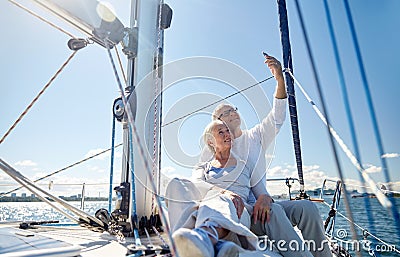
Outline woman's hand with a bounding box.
[223,190,245,219]
[253,194,273,224]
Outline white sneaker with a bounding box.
[215,240,240,257]
[172,228,214,257]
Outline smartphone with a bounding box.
[262,52,270,57]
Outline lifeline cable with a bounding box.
[321,200,400,255]
[343,0,400,234]
[0,143,122,198]
[293,1,360,255]
[0,51,77,145]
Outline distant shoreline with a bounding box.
[0,196,110,202]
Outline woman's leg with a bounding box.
[165,178,202,232]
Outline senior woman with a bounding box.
[166,120,314,257]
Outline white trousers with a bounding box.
[165,178,331,257]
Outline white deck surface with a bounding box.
[0,222,283,257]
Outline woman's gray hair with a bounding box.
[212,103,234,120]
[203,119,226,153]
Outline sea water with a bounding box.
[0,198,399,256]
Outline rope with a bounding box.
[293,1,360,255]
[324,181,341,236]
[108,116,117,213]
[104,40,141,245]
[0,51,77,145]
[8,0,76,38]
[161,76,274,127]
[151,2,163,214]
[114,46,127,84]
[0,143,122,197]
[322,0,379,246]
[104,38,178,257]
[277,0,305,195]
[343,0,400,233]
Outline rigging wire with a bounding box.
[104,40,142,244]
[322,0,379,249]
[161,76,274,127]
[0,51,77,145]
[342,0,400,233]
[292,1,360,255]
[285,70,391,208]
[104,39,178,256]
[8,0,76,39]
[0,143,122,197]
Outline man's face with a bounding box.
[216,106,241,130]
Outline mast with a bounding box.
[30,0,172,235]
[121,0,172,230]
[276,0,307,198]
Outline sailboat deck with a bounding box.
[0,222,283,257]
[0,222,167,257]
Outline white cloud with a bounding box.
[267,166,292,177]
[363,164,381,174]
[84,148,110,160]
[88,165,106,173]
[14,160,37,167]
[382,153,400,158]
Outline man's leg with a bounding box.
[277,200,332,257]
[251,203,313,257]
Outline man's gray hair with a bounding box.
[212,103,234,120]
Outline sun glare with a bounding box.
[96,1,116,22]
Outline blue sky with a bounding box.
[0,0,399,198]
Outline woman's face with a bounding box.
[211,123,232,151]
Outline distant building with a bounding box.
[21,193,27,197]
[11,193,16,198]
